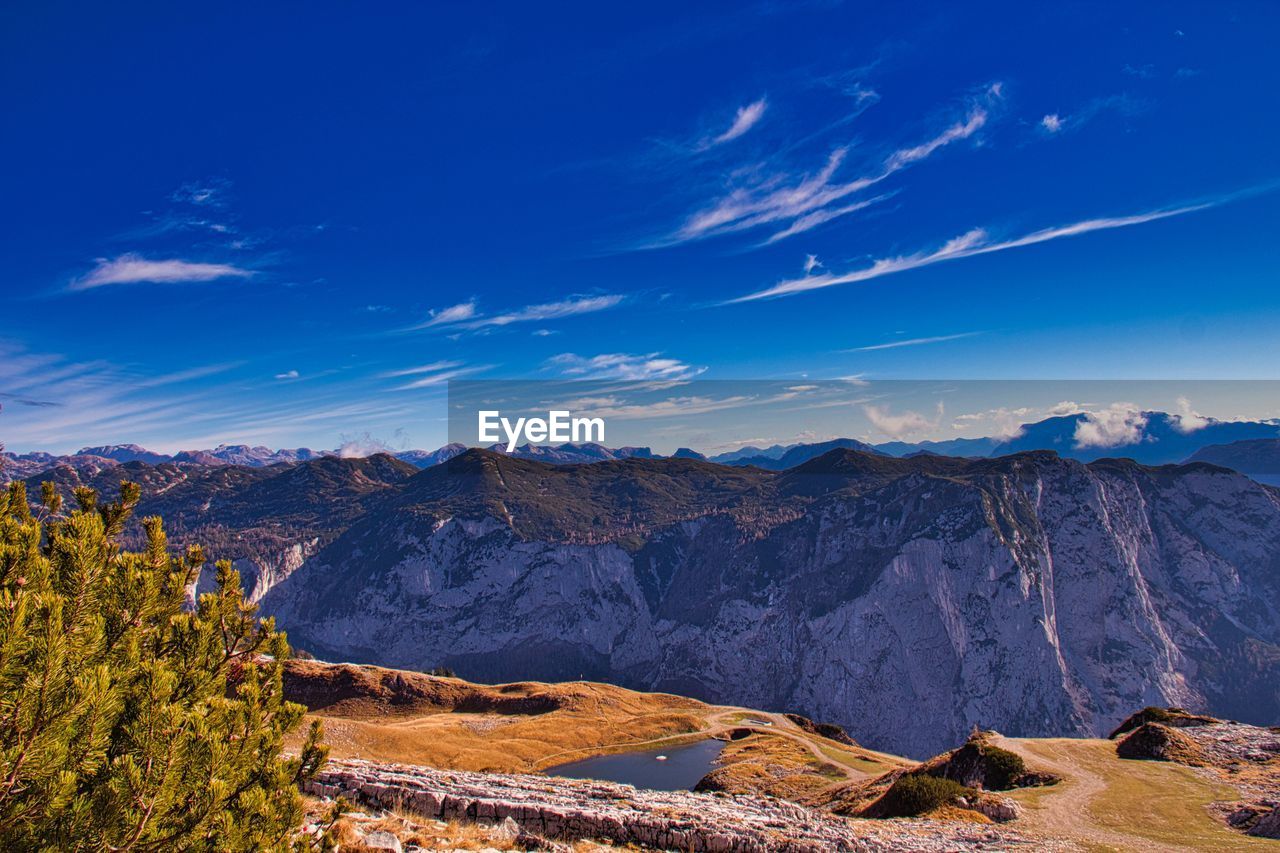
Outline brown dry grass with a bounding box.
[697,732,846,801]
[285,659,714,773]
[1003,737,1277,851]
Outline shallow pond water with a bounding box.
[544,739,725,791]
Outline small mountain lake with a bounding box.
[543,739,725,791]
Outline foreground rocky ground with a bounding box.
[306,758,1056,852]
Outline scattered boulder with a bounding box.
[1115,723,1207,765]
[956,793,1022,823]
[491,816,521,841]
[361,830,403,852]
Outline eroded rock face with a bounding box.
[261,454,1280,758]
[306,758,1037,852]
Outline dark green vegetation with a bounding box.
[975,745,1025,790]
[0,481,328,851]
[914,733,1039,791]
[873,774,972,818]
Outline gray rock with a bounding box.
[307,757,1048,851]
[361,829,403,853]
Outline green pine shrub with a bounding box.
[0,480,329,851]
[979,744,1026,789]
[876,774,971,817]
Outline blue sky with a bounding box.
[2,2,1278,454]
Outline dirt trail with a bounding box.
[994,735,1270,852]
[994,736,1162,851]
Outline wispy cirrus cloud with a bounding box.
[843,331,983,352]
[664,86,1001,247]
[1037,94,1145,137]
[379,360,464,379]
[395,364,493,390]
[408,294,624,332]
[547,352,706,382]
[704,98,768,148]
[69,253,255,291]
[729,201,1217,303]
[377,359,493,390]
[417,301,478,327]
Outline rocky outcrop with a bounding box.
[955,793,1022,823]
[1115,723,1206,765]
[1249,805,1280,838]
[1108,706,1220,739]
[306,758,1038,851]
[783,714,858,746]
[914,734,1045,791]
[1115,723,1207,764]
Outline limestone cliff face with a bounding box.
[260,451,1280,757]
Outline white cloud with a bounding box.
[396,365,492,390]
[863,403,943,439]
[951,406,1036,438]
[729,202,1215,303]
[470,295,624,328]
[379,360,463,378]
[843,331,982,352]
[1072,404,1148,449]
[804,254,822,274]
[547,352,706,382]
[414,301,478,329]
[274,369,300,380]
[570,393,754,421]
[883,107,987,171]
[1171,396,1210,433]
[759,194,891,245]
[171,178,230,208]
[334,432,394,457]
[668,91,1000,246]
[1036,95,1143,138]
[708,98,768,147]
[70,254,254,290]
[410,295,623,332]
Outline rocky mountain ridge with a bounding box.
[21,446,1280,758]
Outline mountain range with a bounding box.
[17,444,1280,758]
[6,408,1279,483]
